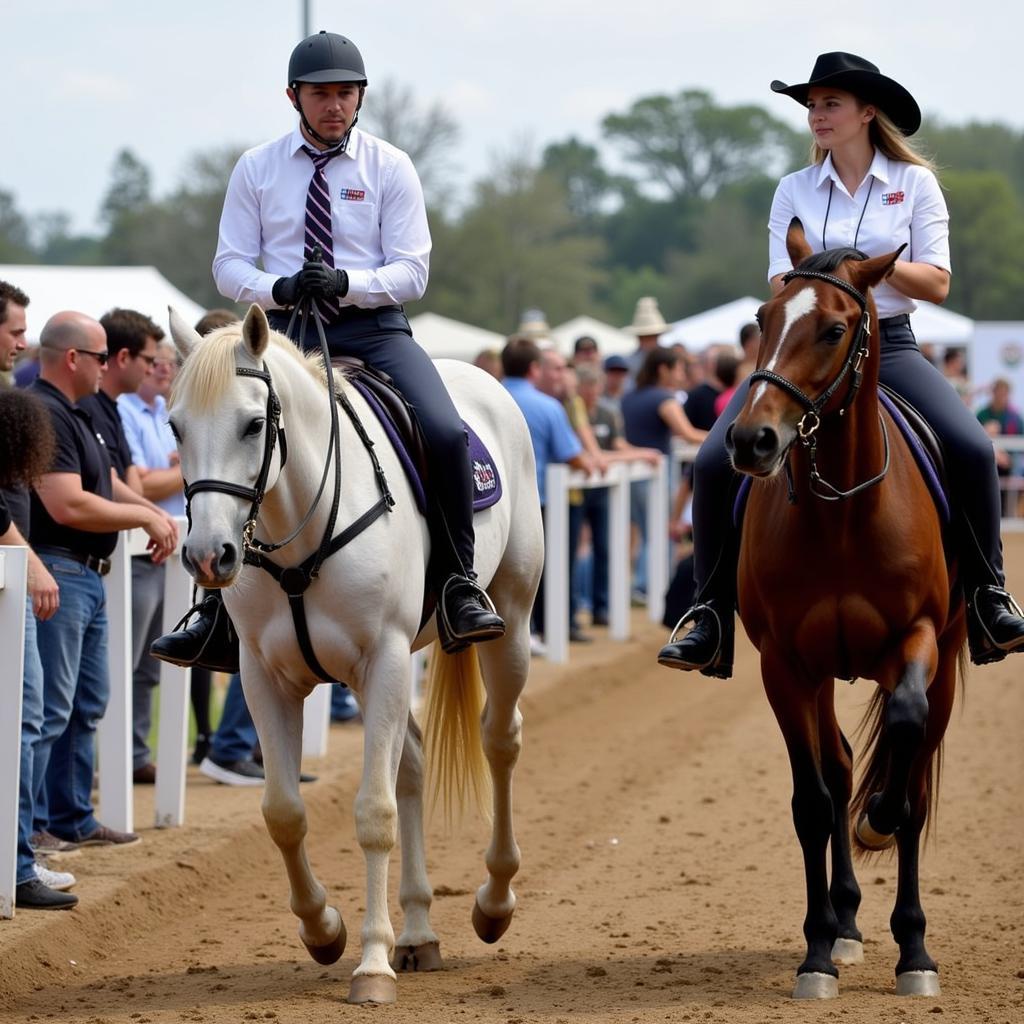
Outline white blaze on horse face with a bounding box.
[750,287,818,407]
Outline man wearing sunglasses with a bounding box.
[27,311,178,851]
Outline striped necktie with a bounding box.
[303,145,344,321]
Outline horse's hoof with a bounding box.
[348,973,398,1005]
[896,970,940,997]
[391,940,443,972]
[831,937,864,965]
[302,919,347,965]
[472,899,514,944]
[854,811,896,851]
[792,972,839,999]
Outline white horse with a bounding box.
[166,305,543,1005]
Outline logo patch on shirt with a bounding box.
[881,191,905,206]
[338,188,365,201]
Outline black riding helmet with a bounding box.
[288,31,367,149]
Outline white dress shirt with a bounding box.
[768,149,950,318]
[214,125,431,310]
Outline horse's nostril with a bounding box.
[219,543,238,572]
[754,426,779,458]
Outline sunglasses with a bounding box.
[74,348,110,366]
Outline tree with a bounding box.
[601,90,804,202]
[100,149,153,226]
[943,170,1024,319]
[0,190,34,262]
[359,78,459,210]
[422,154,606,332]
[541,137,630,226]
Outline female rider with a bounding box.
[658,51,1024,676]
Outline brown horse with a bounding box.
[727,220,964,999]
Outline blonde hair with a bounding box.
[811,108,937,175]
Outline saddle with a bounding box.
[331,357,503,515]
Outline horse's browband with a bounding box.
[782,269,868,309]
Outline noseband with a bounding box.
[747,269,889,502]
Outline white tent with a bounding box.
[408,311,506,361]
[662,295,975,350]
[551,315,634,357]
[0,265,207,341]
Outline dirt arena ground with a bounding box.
[2,541,1022,1024]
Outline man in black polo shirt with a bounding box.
[29,311,177,849]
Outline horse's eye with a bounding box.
[244,417,266,438]
[824,323,847,345]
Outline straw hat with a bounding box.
[624,296,669,337]
[515,308,555,345]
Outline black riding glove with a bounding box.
[271,263,350,307]
[299,259,350,299]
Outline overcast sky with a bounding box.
[3,0,1018,235]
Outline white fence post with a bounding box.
[544,463,571,664]
[646,457,669,626]
[608,463,631,642]
[302,684,332,758]
[153,517,191,828]
[98,532,134,834]
[0,547,28,920]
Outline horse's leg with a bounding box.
[855,622,936,848]
[817,682,863,965]
[762,651,839,999]
[471,599,530,943]
[242,669,346,966]
[348,636,412,1005]
[391,714,443,973]
[890,632,958,997]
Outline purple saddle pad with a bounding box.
[350,379,502,516]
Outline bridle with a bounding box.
[747,268,889,502]
[181,296,395,681]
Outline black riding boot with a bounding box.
[436,573,505,654]
[657,597,735,679]
[150,591,240,673]
[967,585,1024,665]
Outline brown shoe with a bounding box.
[76,824,141,847]
[30,830,82,860]
[132,763,157,785]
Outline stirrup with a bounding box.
[657,601,733,679]
[437,574,503,655]
[968,584,1024,665]
[665,602,720,648]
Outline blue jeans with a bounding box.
[17,597,45,885]
[577,488,610,618]
[33,555,109,841]
[210,673,258,764]
[630,481,649,595]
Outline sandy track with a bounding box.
[2,542,1023,1024]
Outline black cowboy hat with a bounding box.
[771,52,921,136]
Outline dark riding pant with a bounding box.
[269,306,476,577]
[690,316,1005,605]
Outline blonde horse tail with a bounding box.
[424,644,492,825]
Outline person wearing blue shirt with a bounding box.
[501,338,595,646]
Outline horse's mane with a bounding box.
[170,323,329,412]
[794,246,869,275]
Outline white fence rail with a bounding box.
[544,457,670,664]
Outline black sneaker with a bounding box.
[15,877,78,910]
[199,757,318,786]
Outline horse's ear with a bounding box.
[241,304,271,358]
[851,243,908,291]
[786,218,813,266]
[168,306,201,359]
